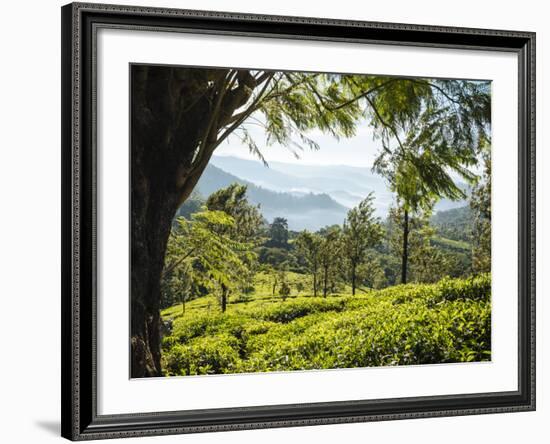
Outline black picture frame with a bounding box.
[61,2,536,440]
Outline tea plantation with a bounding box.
[160,273,491,376]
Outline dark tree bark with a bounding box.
[130,65,264,377]
[401,209,409,284]
[313,272,318,297]
[322,265,329,298]
[351,262,357,296]
[220,283,228,313]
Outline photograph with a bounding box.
[130,65,492,378]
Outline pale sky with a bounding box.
[216,118,381,168]
[216,116,484,181]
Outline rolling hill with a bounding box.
[178,156,472,231]
[210,155,469,215]
[194,164,349,231]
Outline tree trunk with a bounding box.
[130,65,267,377]
[313,272,318,297]
[221,284,228,313]
[351,263,356,296]
[131,183,179,377]
[323,266,328,298]
[401,209,409,284]
[130,67,217,377]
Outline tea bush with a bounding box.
[161,274,491,376]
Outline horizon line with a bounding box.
[211,153,375,169]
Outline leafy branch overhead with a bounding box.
[229,72,491,201]
[134,66,490,205]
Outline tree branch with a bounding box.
[365,96,407,156]
[176,73,276,206]
[182,71,237,182]
[306,77,398,112]
[226,73,284,125]
[216,73,276,147]
[406,79,462,105]
[162,247,196,279]
[255,70,275,85]
[259,72,312,103]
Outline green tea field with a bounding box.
[160,273,491,376]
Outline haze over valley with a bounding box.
[185,155,468,231]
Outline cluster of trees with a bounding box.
[294,193,383,297]
[162,184,261,313]
[131,64,491,377]
[161,172,491,317]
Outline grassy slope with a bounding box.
[431,235,471,252]
[161,273,491,376]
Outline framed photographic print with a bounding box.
[61,2,536,440]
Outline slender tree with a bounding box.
[371,79,491,285]
[387,203,427,284]
[295,231,323,297]
[268,217,290,249]
[318,226,343,297]
[342,194,384,295]
[163,211,254,317]
[388,202,456,284]
[390,195,433,284]
[356,254,387,290]
[205,184,262,312]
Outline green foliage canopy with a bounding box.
[471,147,491,273]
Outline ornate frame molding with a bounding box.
[61,2,535,440]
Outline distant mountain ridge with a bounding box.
[185,155,471,231]
[210,155,469,215]
[210,155,393,212]
[195,164,348,231]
